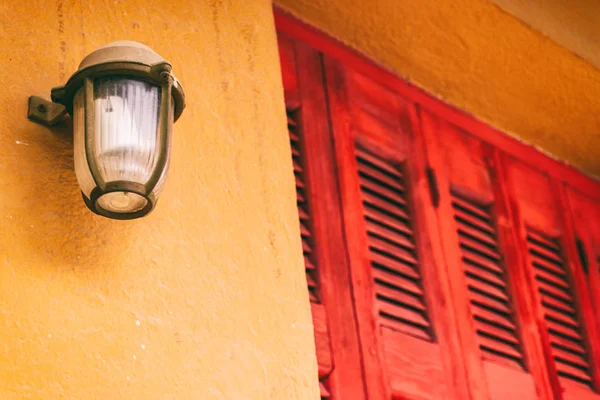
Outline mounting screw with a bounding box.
[37,104,47,113]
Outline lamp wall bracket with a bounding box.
[27,96,67,127]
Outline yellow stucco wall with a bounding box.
[276,0,600,177]
[0,0,318,399]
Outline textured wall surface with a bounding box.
[276,0,600,177]
[491,0,600,71]
[0,0,318,399]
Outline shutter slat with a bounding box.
[459,236,502,262]
[379,315,432,341]
[371,251,420,280]
[297,187,306,203]
[357,149,433,341]
[368,237,417,265]
[451,196,492,222]
[355,148,403,180]
[466,276,510,303]
[468,290,512,315]
[287,115,297,127]
[302,238,311,254]
[478,332,523,361]
[474,307,518,332]
[304,256,315,271]
[454,213,495,236]
[459,222,496,248]
[359,175,407,207]
[557,364,594,385]
[293,158,303,173]
[364,209,413,237]
[378,302,431,330]
[538,283,573,304]
[362,192,410,221]
[552,346,590,369]
[527,229,593,387]
[462,252,505,275]
[529,245,564,265]
[549,337,587,357]
[373,269,423,297]
[464,264,507,290]
[534,269,570,291]
[300,221,311,237]
[532,259,566,279]
[546,317,584,342]
[456,223,497,248]
[474,319,520,346]
[545,314,582,338]
[289,131,299,143]
[298,207,309,221]
[357,167,405,194]
[375,283,427,312]
[540,294,577,317]
[526,230,559,251]
[366,219,415,250]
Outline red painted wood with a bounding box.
[322,56,388,400]
[325,55,470,399]
[419,110,493,400]
[566,188,600,325]
[276,12,600,400]
[553,182,600,393]
[493,150,559,400]
[273,8,600,203]
[407,105,478,400]
[503,156,599,399]
[280,34,366,399]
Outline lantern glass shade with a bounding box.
[73,77,173,215]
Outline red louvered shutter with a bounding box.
[276,12,600,400]
[324,57,461,400]
[504,158,600,399]
[420,111,542,399]
[279,33,366,400]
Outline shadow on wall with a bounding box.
[15,108,133,273]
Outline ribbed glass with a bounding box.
[73,77,174,215]
[93,77,162,186]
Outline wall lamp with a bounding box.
[28,41,185,220]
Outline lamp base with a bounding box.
[27,96,67,127]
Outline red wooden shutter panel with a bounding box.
[505,158,600,398]
[356,147,433,341]
[280,35,367,399]
[420,113,541,399]
[277,18,600,400]
[451,191,525,367]
[325,60,453,399]
[526,229,593,387]
[287,107,334,398]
